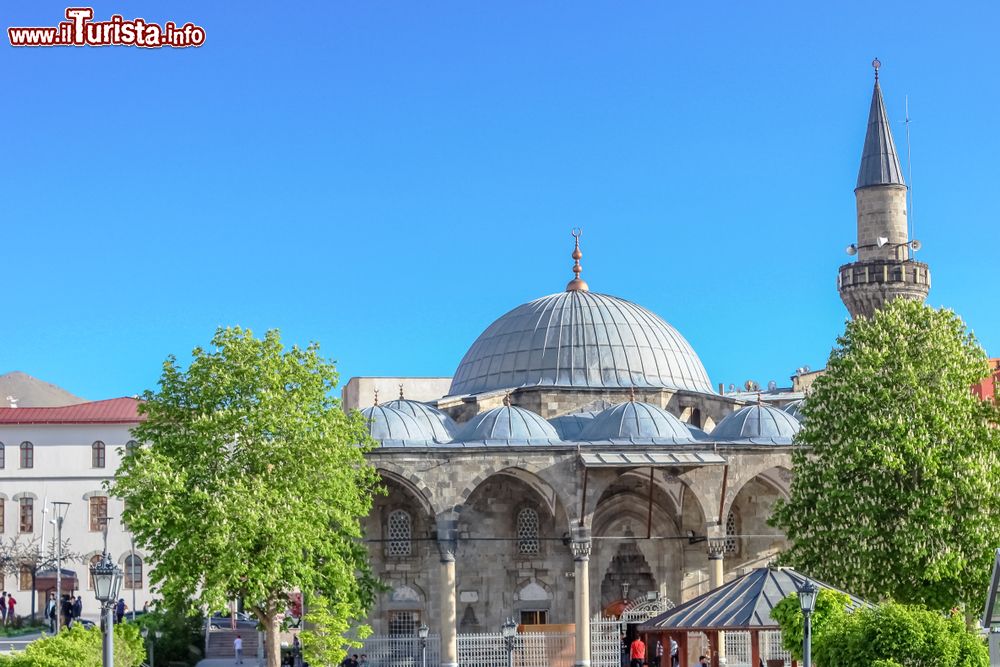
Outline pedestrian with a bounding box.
[358,654,369,666]
[629,635,646,667]
[142,600,149,613]
[234,633,244,664]
[670,637,679,667]
[650,638,662,667]
[62,596,72,628]
[73,595,83,624]
[0,592,7,625]
[45,594,56,633]
[115,598,126,624]
[698,655,710,666]
[7,593,16,623]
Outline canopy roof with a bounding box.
[637,567,865,633]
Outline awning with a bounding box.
[580,451,726,467]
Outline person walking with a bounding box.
[651,638,662,667]
[233,633,244,665]
[73,596,82,625]
[7,593,16,623]
[44,594,57,633]
[1,592,8,625]
[115,598,126,624]
[629,635,646,667]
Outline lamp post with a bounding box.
[129,534,137,622]
[417,623,429,667]
[141,627,163,667]
[501,617,517,667]
[91,518,124,667]
[797,581,818,667]
[51,502,70,633]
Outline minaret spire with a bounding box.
[857,58,905,189]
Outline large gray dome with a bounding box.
[449,290,713,396]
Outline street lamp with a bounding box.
[141,627,163,667]
[501,617,517,667]
[51,502,70,633]
[798,581,818,667]
[91,517,124,667]
[417,623,429,667]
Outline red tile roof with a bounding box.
[0,397,143,424]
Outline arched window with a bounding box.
[125,440,139,455]
[386,510,412,557]
[88,554,102,589]
[19,442,33,469]
[92,441,106,468]
[0,442,5,469]
[19,497,33,533]
[516,507,540,556]
[725,509,740,556]
[124,554,143,589]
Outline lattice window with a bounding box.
[725,510,739,555]
[92,441,106,468]
[388,611,420,636]
[386,509,412,557]
[0,442,5,469]
[516,507,540,556]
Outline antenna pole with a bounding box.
[904,95,914,253]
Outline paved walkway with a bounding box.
[196,659,261,667]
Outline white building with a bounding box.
[0,396,146,621]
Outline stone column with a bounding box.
[437,519,459,667]
[571,526,592,667]
[707,537,726,663]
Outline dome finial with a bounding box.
[566,228,590,292]
[872,57,880,82]
[503,392,512,407]
[373,389,379,406]
[399,384,405,400]
[629,387,636,403]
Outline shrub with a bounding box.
[0,623,145,667]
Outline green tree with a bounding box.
[109,327,382,667]
[771,299,1000,612]
[771,588,852,660]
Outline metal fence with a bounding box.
[456,631,574,667]
[356,633,441,667]
[722,630,791,667]
[590,615,623,667]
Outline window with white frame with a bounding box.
[386,509,412,557]
[516,507,540,556]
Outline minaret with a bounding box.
[838,59,930,319]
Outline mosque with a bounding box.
[347,62,931,667]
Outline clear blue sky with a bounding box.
[2,1,998,400]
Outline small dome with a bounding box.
[782,399,805,422]
[454,405,560,444]
[382,399,457,442]
[548,412,597,440]
[579,401,694,442]
[685,423,710,441]
[361,405,432,444]
[711,405,801,443]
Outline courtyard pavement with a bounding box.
[196,659,262,667]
